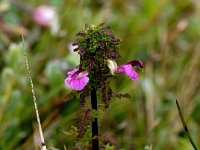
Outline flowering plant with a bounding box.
[65,23,143,105]
[65,23,143,149]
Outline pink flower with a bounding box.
[32,5,59,34]
[65,69,89,91]
[32,5,56,26]
[117,60,143,80]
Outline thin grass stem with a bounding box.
[176,99,198,150]
[22,35,47,150]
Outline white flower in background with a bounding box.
[32,5,59,35]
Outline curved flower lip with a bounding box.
[125,60,144,69]
[116,60,143,80]
[65,68,89,91]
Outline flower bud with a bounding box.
[107,59,118,75]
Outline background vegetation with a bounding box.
[0,0,200,149]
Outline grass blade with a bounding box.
[176,99,198,150]
[22,35,47,150]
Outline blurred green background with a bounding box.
[1,0,200,149]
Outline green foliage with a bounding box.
[105,143,115,150]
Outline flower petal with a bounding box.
[123,65,132,76]
[129,69,138,80]
[124,65,138,80]
[65,68,89,91]
[117,61,141,81]
[65,76,73,88]
[67,68,79,76]
[68,77,89,91]
[117,64,125,73]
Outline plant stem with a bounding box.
[91,88,99,150]
[22,35,47,150]
[176,100,198,150]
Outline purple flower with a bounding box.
[65,60,143,91]
[65,69,89,91]
[117,60,143,80]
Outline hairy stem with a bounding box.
[91,88,99,150]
